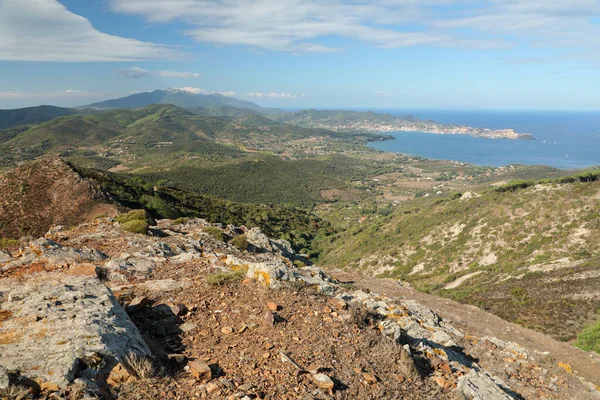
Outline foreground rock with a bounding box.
[0,217,598,399]
[0,268,150,393]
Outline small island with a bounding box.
[273,110,534,140]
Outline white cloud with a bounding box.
[116,67,201,79]
[109,0,600,61]
[246,92,300,99]
[0,0,177,62]
[173,87,236,97]
[376,90,389,95]
[175,87,208,94]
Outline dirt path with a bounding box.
[332,271,600,387]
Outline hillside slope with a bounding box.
[0,158,117,239]
[1,217,598,399]
[317,176,600,341]
[0,159,329,254]
[0,105,77,130]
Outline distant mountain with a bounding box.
[81,89,283,115]
[0,105,77,130]
[0,104,346,167]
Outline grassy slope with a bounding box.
[316,177,600,341]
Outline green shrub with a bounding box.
[575,319,600,354]
[231,235,249,251]
[204,226,225,242]
[173,217,190,225]
[0,238,19,249]
[115,209,149,224]
[205,270,245,286]
[121,220,149,235]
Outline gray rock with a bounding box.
[127,257,156,274]
[457,370,516,400]
[0,365,9,390]
[180,322,198,333]
[246,227,295,258]
[142,279,183,292]
[104,258,131,271]
[0,250,12,264]
[0,274,150,388]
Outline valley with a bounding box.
[0,93,599,399]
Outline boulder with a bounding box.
[457,370,515,400]
[0,273,150,388]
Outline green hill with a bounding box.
[315,174,600,342]
[0,105,77,130]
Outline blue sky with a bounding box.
[1,0,600,110]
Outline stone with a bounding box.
[266,302,279,311]
[238,383,254,392]
[219,378,235,389]
[331,299,347,310]
[107,363,134,387]
[41,381,60,392]
[180,322,198,333]
[238,324,248,333]
[188,361,212,383]
[0,250,12,264]
[312,373,334,390]
[0,366,9,390]
[221,326,234,335]
[263,310,275,327]
[363,373,378,384]
[457,370,515,400]
[126,296,149,313]
[433,376,447,388]
[168,302,188,316]
[0,273,150,389]
[206,382,220,394]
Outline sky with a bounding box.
[1,0,600,110]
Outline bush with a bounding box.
[205,270,245,286]
[115,209,149,224]
[204,226,225,242]
[0,237,19,249]
[121,220,149,235]
[575,319,600,354]
[173,217,189,225]
[231,234,249,251]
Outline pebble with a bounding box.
[187,361,212,383]
[312,373,334,390]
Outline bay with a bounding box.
[366,109,600,169]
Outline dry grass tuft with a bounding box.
[125,353,156,380]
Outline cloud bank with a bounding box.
[0,0,176,62]
[109,0,600,58]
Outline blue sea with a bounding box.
[365,110,600,169]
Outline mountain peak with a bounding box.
[81,89,271,113]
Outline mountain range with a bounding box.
[81,88,282,114]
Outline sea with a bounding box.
[364,109,600,170]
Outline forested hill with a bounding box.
[0,105,77,130]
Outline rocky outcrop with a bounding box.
[0,270,150,390]
[1,217,598,399]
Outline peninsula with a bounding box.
[273,109,534,140]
